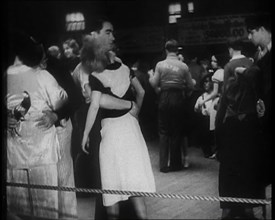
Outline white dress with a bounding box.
[90,62,156,206]
[210,68,224,130]
[194,93,218,131]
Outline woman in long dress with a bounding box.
[81,37,156,219]
[6,31,68,219]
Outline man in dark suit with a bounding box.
[246,13,272,187]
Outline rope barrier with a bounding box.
[6,182,271,205]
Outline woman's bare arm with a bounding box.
[82,90,101,154]
[84,83,132,110]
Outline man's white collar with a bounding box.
[230,54,245,61]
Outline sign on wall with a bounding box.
[178,14,253,45]
[116,26,165,53]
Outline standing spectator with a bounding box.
[81,35,156,220]
[215,26,271,217]
[215,62,265,219]
[6,30,67,219]
[132,59,158,141]
[199,58,211,79]
[214,39,258,219]
[213,14,272,219]
[39,43,84,219]
[216,39,254,132]
[199,53,226,107]
[199,53,228,158]
[188,55,205,90]
[222,39,254,93]
[149,39,194,173]
[47,45,61,59]
[194,73,216,158]
[62,38,80,74]
[246,14,272,188]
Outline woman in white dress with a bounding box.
[81,37,156,219]
[197,54,228,158]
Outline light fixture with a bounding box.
[65,12,85,31]
[168,2,182,24]
[187,1,194,13]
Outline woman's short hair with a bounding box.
[63,38,80,55]
[80,35,109,72]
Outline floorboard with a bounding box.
[77,139,272,219]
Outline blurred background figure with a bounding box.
[199,58,211,79]
[131,59,158,141]
[194,73,216,158]
[62,38,80,74]
[178,53,185,62]
[47,45,61,60]
[188,55,205,91]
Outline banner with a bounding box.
[178,14,253,45]
[116,26,165,53]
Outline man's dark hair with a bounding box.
[165,39,179,53]
[227,39,244,51]
[90,16,112,33]
[213,53,230,68]
[245,13,271,32]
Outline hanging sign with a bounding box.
[178,14,253,45]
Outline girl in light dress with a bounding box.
[194,73,217,158]
[81,36,156,219]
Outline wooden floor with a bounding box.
[77,139,272,220]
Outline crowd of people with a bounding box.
[5,13,271,220]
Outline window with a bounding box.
[66,12,85,31]
[187,1,194,13]
[168,3,181,24]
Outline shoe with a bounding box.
[204,153,212,158]
[208,153,217,159]
[169,166,183,172]
[160,167,170,173]
[183,159,189,168]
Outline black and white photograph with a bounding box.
[2,1,272,219]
